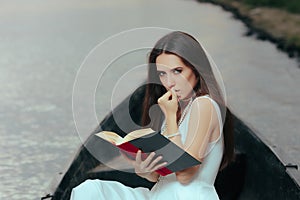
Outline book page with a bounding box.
[122,128,155,144]
[95,131,123,145]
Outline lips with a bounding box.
[174,89,181,99]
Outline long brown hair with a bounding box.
[141,31,234,169]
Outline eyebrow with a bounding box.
[156,66,183,71]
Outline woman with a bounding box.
[71,31,234,199]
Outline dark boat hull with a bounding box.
[43,87,300,200]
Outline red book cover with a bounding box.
[117,142,173,176]
[101,131,202,176]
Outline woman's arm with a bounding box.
[178,97,218,184]
[162,96,217,184]
[158,90,183,147]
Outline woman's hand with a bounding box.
[134,150,167,181]
[157,89,178,116]
[120,150,167,182]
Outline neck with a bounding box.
[179,97,193,111]
[181,92,196,102]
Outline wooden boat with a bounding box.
[42,86,300,200]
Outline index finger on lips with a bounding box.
[158,91,171,104]
[170,88,178,101]
[162,90,172,100]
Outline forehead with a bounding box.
[156,53,188,70]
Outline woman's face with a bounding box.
[156,53,198,100]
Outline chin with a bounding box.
[180,94,193,101]
[179,96,188,101]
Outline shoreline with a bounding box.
[197,0,300,65]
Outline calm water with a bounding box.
[0,0,299,199]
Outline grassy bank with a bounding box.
[197,0,300,60]
[242,0,300,14]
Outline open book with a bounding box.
[95,128,201,176]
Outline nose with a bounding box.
[166,75,175,89]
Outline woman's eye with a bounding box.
[157,71,166,77]
[173,69,182,74]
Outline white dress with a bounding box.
[71,96,224,200]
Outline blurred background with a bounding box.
[0,0,299,199]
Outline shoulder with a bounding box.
[190,96,219,124]
[191,96,214,111]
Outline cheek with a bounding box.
[178,74,194,86]
[187,73,198,88]
[179,74,197,91]
[159,77,168,88]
